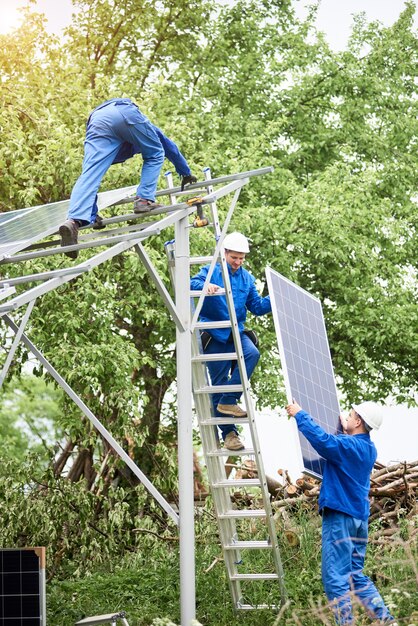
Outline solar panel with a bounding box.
[266,267,341,478]
[0,185,136,262]
[0,548,46,625]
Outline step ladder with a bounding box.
[165,170,287,610]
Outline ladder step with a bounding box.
[194,384,243,394]
[190,255,214,265]
[219,509,267,519]
[213,479,261,488]
[192,352,238,362]
[231,573,279,581]
[224,540,271,550]
[190,289,226,297]
[207,447,255,457]
[194,320,232,330]
[200,417,250,426]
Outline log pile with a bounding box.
[271,460,418,544]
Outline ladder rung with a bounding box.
[207,448,255,457]
[192,352,238,362]
[190,255,214,264]
[194,320,232,330]
[231,573,279,581]
[219,509,266,519]
[213,479,261,488]
[199,417,250,426]
[190,289,226,297]
[194,384,243,394]
[224,540,271,550]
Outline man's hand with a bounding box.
[339,413,348,434]
[285,400,302,417]
[181,174,198,191]
[206,283,220,295]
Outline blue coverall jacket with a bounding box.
[190,263,271,342]
[294,410,393,625]
[190,263,271,439]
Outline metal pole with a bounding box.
[166,172,196,625]
[0,300,35,389]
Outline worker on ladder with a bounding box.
[190,232,271,450]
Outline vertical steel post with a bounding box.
[166,172,196,624]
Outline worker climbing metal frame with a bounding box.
[0,167,283,624]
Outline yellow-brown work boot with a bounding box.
[217,403,247,418]
[224,432,245,451]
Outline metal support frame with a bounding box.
[2,313,179,524]
[0,167,274,625]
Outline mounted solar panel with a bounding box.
[266,267,341,479]
[0,548,46,626]
[0,185,136,262]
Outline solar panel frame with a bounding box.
[0,548,46,626]
[0,185,136,262]
[266,267,341,479]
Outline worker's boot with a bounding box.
[59,219,79,259]
[92,213,106,230]
[224,432,245,451]
[217,403,247,417]
[133,197,163,213]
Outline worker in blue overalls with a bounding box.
[190,232,272,451]
[285,400,396,626]
[59,98,196,258]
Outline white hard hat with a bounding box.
[222,232,250,253]
[352,401,384,431]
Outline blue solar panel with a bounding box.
[266,267,341,478]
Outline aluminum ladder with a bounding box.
[165,170,287,610]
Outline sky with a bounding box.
[0,0,416,48]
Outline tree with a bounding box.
[0,0,417,548]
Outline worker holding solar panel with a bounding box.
[285,399,396,626]
[59,97,196,258]
[190,232,271,451]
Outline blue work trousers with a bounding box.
[204,333,260,440]
[322,509,394,625]
[68,102,164,224]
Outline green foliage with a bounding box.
[0,452,178,581]
[0,374,63,462]
[43,504,418,625]
[0,3,417,621]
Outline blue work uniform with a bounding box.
[190,263,271,440]
[294,410,394,625]
[68,98,191,225]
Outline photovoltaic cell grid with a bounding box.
[0,549,43,625]
[266,267,341,478]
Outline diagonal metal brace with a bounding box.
[2,314,179,526]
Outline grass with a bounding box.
[46,506,418,626]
